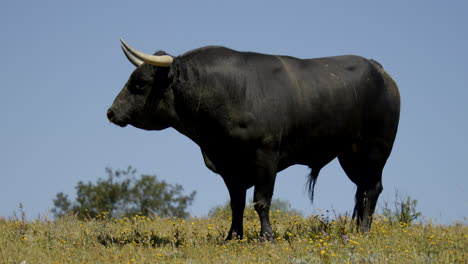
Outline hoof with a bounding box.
[259,232,275,242]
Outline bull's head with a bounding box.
[107,40,175,130]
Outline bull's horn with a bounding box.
[121,44,143,67]
[120,39,173,67]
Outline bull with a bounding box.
[107,40,400,241]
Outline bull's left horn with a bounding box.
[120,39,173,67]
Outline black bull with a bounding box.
[107,42,400,240]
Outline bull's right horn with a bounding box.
[121,44,143,67]
[120,39,173,67]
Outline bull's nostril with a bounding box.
[107,109,114,120]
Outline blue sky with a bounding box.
[1,0,467,223]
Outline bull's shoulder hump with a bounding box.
[181,46,236,57]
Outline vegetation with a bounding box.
[381,190,422,225]
[2,206,466,263]
[3,179,464,263]
[209,198,302,218]
[51,167,196,219]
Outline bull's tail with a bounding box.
[306,167,321,203]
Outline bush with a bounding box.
[209,198,302,219]
[51,166,196,219]
[381,190,422,225]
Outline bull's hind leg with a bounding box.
[338,142,390,232]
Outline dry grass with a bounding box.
[1,208,466,264]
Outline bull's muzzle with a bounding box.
[107,108,128,127]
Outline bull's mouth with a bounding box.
[108,117,129,127]
[113,121,128,127]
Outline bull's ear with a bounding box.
[121,44,143,67]
[153,50,170,56]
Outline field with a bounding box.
[1,208,466,264]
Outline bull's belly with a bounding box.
[200,129,352,177]
[276,137,346,172]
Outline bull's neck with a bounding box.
[167,94,204,147]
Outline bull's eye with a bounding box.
[129,81,146,94]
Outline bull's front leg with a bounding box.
[253,155,277,242]
[225,184,247,240]
[253,180,276,241]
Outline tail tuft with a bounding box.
[306,168,321,203]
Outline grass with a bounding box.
[1,208,466,264]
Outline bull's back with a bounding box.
[237,53,399,167]
[239,54,376,133]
